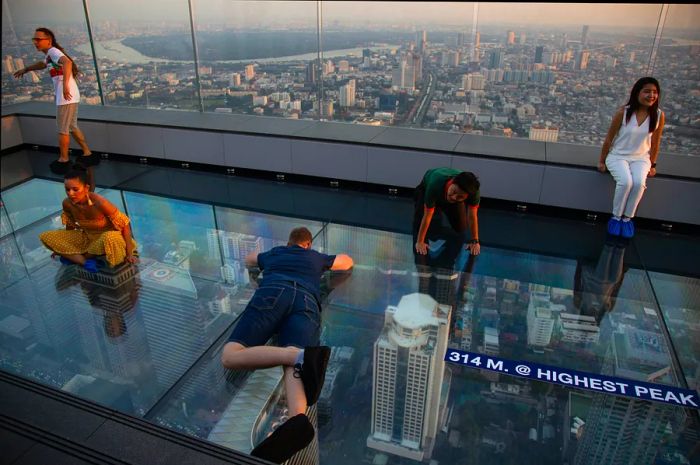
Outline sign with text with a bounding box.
[445,348,699,409]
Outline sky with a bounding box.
[4,1,700,31]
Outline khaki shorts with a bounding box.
[56,103,79,135]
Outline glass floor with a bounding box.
[1,150,699,465]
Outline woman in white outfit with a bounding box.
[598,77,665,238]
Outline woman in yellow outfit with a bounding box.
[40,165,138,272]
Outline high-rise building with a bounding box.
[339,79,355,108]
[3,55,15,74]
[305,61,317,85]
[411,52,423,83]
[488,49,504,69]
[506,31,516,45]
[575,50,590,70]
[462,73,485,91]
[448,51,460,67]
[574,332,680,465]
[415,30,427,53]
[13,58,24,72]
[244,64,255,81]
[518,32,527,44]
[323,60,335,75]
[457,32,466,47]
[474,31,481,48]
[337,60,349,72]
[363,48,371,59]
[527,293,555,347]
[139,262,214,388]
[392,59,415,91]
[535,46,544,64]
[561,33,569,49]
[367,293,451,462]
[230,73,241,87]
[581,25,590,47]
[322,100,334,119]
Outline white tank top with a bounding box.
[609,106,660,158]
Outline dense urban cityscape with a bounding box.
[2,19,699,155]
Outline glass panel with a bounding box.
[648,271,700,391]
[1,178,66,233]
[1,0,100,106]
[123,191,221,281]
[193,0,319,117]
[650,4,700,157]
[86,0,199,109]
[0,233,28,289]
[143,220,698,463]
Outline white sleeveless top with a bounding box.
[609,106,660,158]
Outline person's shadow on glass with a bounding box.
[573,235,630,325]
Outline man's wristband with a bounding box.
[468,239,480,245]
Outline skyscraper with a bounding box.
[367,293,451,462]
[575,50,590,70]
[305,60,317,85]
[506,31,516,45]
[488,49,504,69]
[519,32,527,44]
[581,25,590,47]
[339,79,355,108]
[535,46,544,64]
[457,32,466,47]
[527,292,555,347]
[474,31,481,48]
[415,30,427,53]
[392,58,415,91]
[3,55,14,74]
[244,64,255,81]
[573,332,680,465]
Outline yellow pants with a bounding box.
[39,229,137,267]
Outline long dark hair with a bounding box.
[64,163,89,185]
[35,27,81,78]
[624,77,660,133]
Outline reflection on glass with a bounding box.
[87,0,198,109]
[649,4,700,156]
[1,0,100,106]
[124,192,221,280]
[1,178,67,232]
[648,271,700,391]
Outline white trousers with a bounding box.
[605,154,651,218]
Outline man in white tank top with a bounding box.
[598,78,665,239]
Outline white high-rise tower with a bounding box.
[367,293,451,461]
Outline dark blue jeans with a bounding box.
[227,282,321,349]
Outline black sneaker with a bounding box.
[250,413,314,464]
[76,153,100,167]
[293,346,331,406]
[49,159,71,175]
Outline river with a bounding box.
[76,39,400,65]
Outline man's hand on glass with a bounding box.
[415,241,429,255]
[466,240,481,256]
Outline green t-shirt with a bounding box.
[422,167,480,208]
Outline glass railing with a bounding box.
[2,2,699,159]
[0,168,698,463]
